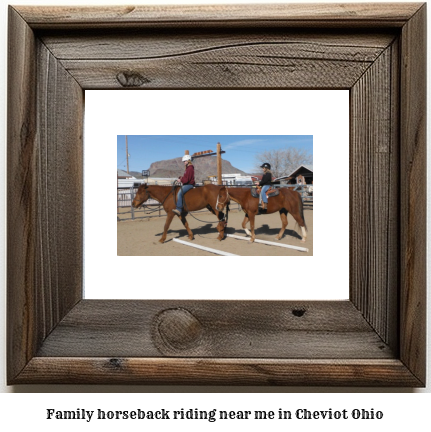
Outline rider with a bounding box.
[172,154,195,215]
[255,162,272,212]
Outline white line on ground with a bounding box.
[173,238,239,256]
[226,234,309,252]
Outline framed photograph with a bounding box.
[87,90,348,301]
[7,4,426,386]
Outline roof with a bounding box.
[287,164,313,178]
[272,165,313,182]
[117,169,135,178]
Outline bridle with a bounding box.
[136,183,229,225]
[216,188,230,213]
[179,183,230,225]
[134,185,175,214]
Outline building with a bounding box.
[276,165,313,185]
[117,169,134,179]
[207,173,254,185]
[146,177,177,185]
[117,170,138,188]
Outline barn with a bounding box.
[282,165,313,185]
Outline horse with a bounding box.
[131,183,230,243]
[227,187,307,243]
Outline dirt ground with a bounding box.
[117,203,313,256]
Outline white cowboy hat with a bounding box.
[182,155,192,162]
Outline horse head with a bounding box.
[215,186,230,212]
[132,183,150,208]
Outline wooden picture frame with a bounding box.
[7,3,426,386]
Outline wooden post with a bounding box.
[217,142,222,185]
[185,150,189,155]
[125,135,129,174]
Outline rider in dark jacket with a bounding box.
[255,162,272,212]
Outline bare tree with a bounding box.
[282,147,313,175]
[254,147,312,178]
[253,149,285,178]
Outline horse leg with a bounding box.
[277,209,288,240]
[180,214,194,241]
[300,225,307,242]
[242,214,251,236]
[206,205,226,240]
[216,220,227,240]
[216,210,228,240]
[248,213,256,242]
[291,213,307,243]
[291,207,307,242]
[160,212,175,243]
[285,192,307,242]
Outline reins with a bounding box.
[134,185,176,215]
[137,184,229,225]
[180,183,230,225]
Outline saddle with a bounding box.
[251,186,279,199]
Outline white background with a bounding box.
[85,90,349,300]
[0,0,429,427]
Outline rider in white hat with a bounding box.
[172,154,196,216]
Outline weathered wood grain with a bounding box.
[16,3,423,29]
[399,3,427,385]
[387,38,401,352]
[36,300,394,359]
[35,40,84,334]
[40,30,395,89]
[7,6,83,382]
[7,6,38,382]
[15,358,423,386]
[7,3,426,386]
[350,45,398,346]
[59,46,383,89]
[40,31,395,60]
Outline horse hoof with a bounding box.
[301,238,306,243]
[159,239,165,244]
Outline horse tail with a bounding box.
[298,192,307,231]
[287,189,307,236]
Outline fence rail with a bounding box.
[117,186,220,221]
[117,184,312,221]
[226,184,313,203]
[118,187,168,221]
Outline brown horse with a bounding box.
[227,187,307,243]
[132,184,230,243]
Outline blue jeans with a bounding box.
[261,185,270,203]
[176,184,194,210]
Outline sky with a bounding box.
[117,135,313,174]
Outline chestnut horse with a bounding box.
[132,184,229,243]
[227,187,307,243]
